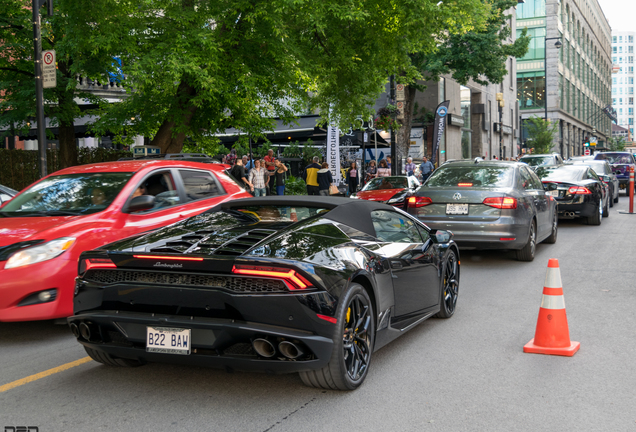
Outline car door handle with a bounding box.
[390,261,403,269]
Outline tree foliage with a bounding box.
[607,135,626,151]
[526,116,558,154]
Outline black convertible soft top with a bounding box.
[212,196,406,237]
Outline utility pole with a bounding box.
[32,0,53,178]
[497,93,504,160]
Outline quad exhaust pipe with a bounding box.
[252,338,276,358]
[69,322,80,338]
[563,212,576,218]
[278,341,304,359]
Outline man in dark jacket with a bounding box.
[317,162,334,196]
[303,156,322,195]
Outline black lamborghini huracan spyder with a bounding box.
[69,196,460,390]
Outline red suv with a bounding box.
[0,159,251,321]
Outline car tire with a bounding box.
[544,212,558,244]
[586,200,602,226]
[516,220,536,262]
[609,186,614,208]
[84,346,145,367]
[603,196,610,218]
[614,189,619,204]
[299,283,375,391]
[435,249,459,319]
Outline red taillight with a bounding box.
[133,255,204,261]
[317,314,337,324]
[568,187,592,195]
[499,237,516,241]
[232,265,312,290]
[483,197,517,209]
[457,183,473,187]
[408,196,433,208]
[81,258,116,274]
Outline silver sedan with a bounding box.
[406,160,558,261]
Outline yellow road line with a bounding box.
[0,357,92,393]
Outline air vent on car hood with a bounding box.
[148,228,276,256]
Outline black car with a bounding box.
[69,196,460,390]
[520,153,564,170]
[536,165,609,225]
[568,160,619,207]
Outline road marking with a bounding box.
[0,357,91,393]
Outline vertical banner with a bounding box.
[326,125,342,185]
[431,100,450,166]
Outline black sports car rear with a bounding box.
[536,165,609,225]
[69,197,459,390]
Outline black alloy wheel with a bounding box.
[436,250,459,318]
[614,188,620,203]
[544,211,558,244]
[300,283,375,391]
[587,199,602,226]
[516,220,536,261]
[609,186,614,208]
[603,194,610,218]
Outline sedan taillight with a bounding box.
[408,196,433,208]
[483,197,517,209]
[232,265,312,290]
[568,187,592,195]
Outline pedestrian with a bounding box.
[346,161,359,196]
[365,160,377,184]
[263,149,276,195]
[317,162,334,196]
[242,155,254,174]
[303,156,322,195]
[230,158,252,191]
[225,148,237,166]
[377,159,391,177]
[420,156,434,182]
[405,157,416,176]
[248,159,268,196]
[273,159,288,196]
[386,155,392,171]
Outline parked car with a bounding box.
[69,197,459,390]
[593,152,636,193]
[0,159,252,322]
[520,153,564,169]
[567,155,595,162]
[0,184,18,204]
[568,160,619,206]
[535,164,609,225]
[406,160,557,261]
[351,175,420,209]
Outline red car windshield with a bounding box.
[1,173,133,216]
[362,177,408,191]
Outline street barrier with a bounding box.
[524,258,580,357]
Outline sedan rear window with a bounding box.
[521,156,553,166]
[594,153,634,164]
[536,166,586,182]
[426,166,514,188]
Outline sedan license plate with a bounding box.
[446,203,468,215]
[146,326,191,355]
[547,190,559,197]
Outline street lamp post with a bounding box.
[544,37,563,121]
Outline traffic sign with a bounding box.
[584,148,591,156]
[396,84,405,101]
[42,50,56,88]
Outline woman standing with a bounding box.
[248,159,268,196]
[317,162,334,196]
[346,161,359,195]
[376,159,391,177]
[365,160,377,184]
[273,159,288,196]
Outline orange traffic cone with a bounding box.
[524,258,580,357]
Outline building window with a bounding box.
[630,57,634,64]
[517,27,546,61]
[613,36,617,43]
[629,108,633,115]
[630,36,634,43]
[517,73,546,110]
[630,46,634,53]
[630,87,634,95]
[630,97,634,104]
[517,0,546,19]
[620,36,623,42]
[619,47,623,53]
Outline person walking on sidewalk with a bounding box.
[230,159,252,191]
[376,159,391,177]
[346,161,359,196]
[273,159,288,196]
[248,159,269,196]
[317,162,334,196]
[303,156,322,195]
[420,157,434,182]
[405,157,416,176]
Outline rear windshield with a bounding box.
[594,153,634,164]
[536,166,585,182]
[227,206,329,222]
[573,162,609,175]
[426,166,514,188]
[362,176,408,191]
[521,156,553,166]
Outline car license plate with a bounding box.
[547,190,559,197]
[146,326,191,355]
[446,203,468,215]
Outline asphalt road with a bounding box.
[2,196,636,432]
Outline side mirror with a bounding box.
[429,229,453,244]
[127,195,155,212]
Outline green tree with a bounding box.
[59,0,489,153]
[526,116,558,154]
[0,0,115,168]
[395,0,530,158]
[607,135,626,151]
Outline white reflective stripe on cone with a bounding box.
[541,294,565,310]
[543,267,563,289]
